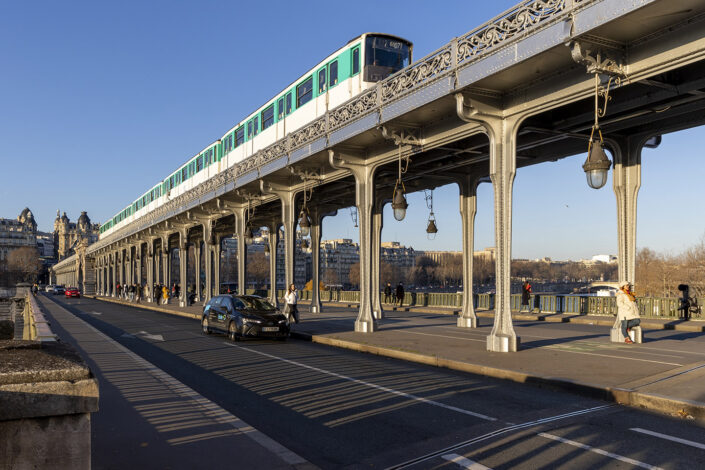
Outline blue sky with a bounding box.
[1,0,703,260]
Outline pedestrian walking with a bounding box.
[384,282,392,304]
[521,281,532,312]
[162,285,169,305]
[616,281,640,344]
[395,282,404,307]
[153,284,160,303]
[116,283,121,298]
[284,283,299,324]
[136,284,142,303]
[129,284,135,302]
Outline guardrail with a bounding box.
[242,288,701,319]
[23,294,57,342]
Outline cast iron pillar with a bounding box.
[203,220,214,302]
[194,242,201,302]
[329,150,378,333]
[456,174,482,328]
[233,206,248,295]
[261,182,297,290]
[456,93,521,352]
[146,240,155,301]
[609,136,646,286]
[178,229,188,307]
[309,207,336,313]
[265,221,280,308]
[135,245,142,287]
[214,241,221,297]
[371,195,388,320]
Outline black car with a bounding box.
[202,295,290,341]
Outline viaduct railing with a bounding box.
[243,289,702,319]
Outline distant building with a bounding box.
[0,208,37,261]
[418,247,495,264]
[36,232,55,258]
[591,254,617,263]
[320,238,359,286]
[381,241,416,268]
[53,210,100,260]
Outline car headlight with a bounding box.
[242,317,262,324]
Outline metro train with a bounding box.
[99,33,413,238]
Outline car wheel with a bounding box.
[202,317,211,335]
[228,321,239,342]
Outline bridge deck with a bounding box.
[89,294,705,420]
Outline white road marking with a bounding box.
[224,342,496,421]
[630,428,705,450]
[136,330,165,341]
[442,453,491,469]
[88,311,103,315]
[120,333,135,338]
[538,432,663,469]
[386,405,613,470]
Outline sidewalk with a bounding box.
[87,295,705,421]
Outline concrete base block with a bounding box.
[611,325,643,343]
[373,310,384,320]
[354,319,377,333]
[487,333,520,352]
[457,316,477,328]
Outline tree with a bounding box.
[7,247,42,283]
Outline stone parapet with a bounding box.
[0,333,98,469]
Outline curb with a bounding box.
[290,330,705,421]
[85,295,704,420]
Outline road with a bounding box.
[38,294,704,469]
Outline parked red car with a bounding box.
[65,287,80,298]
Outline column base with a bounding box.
[179,300,185,307]
[310,304,322,313]
[354,319,377,333]
[372,310,384,320]
[457,316,477,328]
[487,333,520,352]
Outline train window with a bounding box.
[286,93,292,115]
[181,167,188,181]
[277,98,284,120]
[197,156,203,172]
[318,68,326,94]
[189,162,195,175]
[329,60,338,87]
[169,176,174,189]
[261,105,274,130]
[209,148,214,162]
[247,121,253,139]
[364,36,411,82]
[352,47,360,75]
[297,76,313,107]
[253,116,259,136]
[228,134,233,151]
[235,127,245,146]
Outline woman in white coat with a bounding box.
[285,283,299,324]
[616,281,640,344]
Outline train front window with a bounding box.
[364,36,411,82]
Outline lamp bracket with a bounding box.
[569,40,626,78]
[379,126,421,147]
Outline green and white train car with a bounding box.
[99,33,412,238]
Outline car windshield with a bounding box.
[240,297,276,311]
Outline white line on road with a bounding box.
[538,432,663,469]
[224,342,497,421]
[442,453,491,469]
[386,405,613,470]
[630,428,705,450]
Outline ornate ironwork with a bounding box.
[290,118,327,150]
[329,89,377,129]
[457,0,566,65]
[381,46,453,102]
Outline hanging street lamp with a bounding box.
[583,72,619,189]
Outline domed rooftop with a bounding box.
[78,211,91,227]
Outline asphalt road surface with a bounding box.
[39,294,705,469]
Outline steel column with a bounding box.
[329,150,377,333]
[265,222,279,308]
[457,175,481,328]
